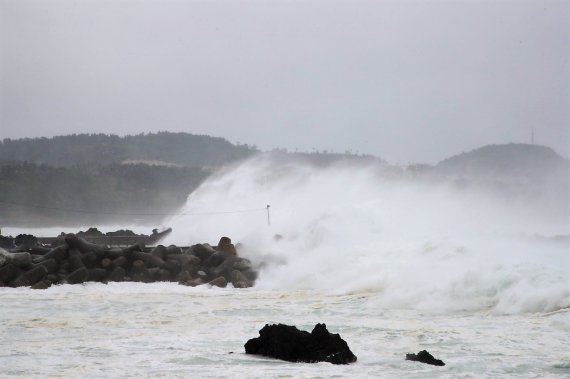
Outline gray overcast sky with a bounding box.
[1,0,568,164]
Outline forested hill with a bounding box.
[435,143,569,180]
[0,162,210,226]
[431,143,569,220]
[0,132,384,227]
[2,137,567,227]
[0,132,256,226]
[0,132,257,167]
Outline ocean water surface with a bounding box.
[1,283,569,378]
[2,156,569,377]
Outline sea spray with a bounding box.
[163,154,570,314]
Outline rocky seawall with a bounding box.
[0,234,257,289]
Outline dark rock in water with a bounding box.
[0,236,15,249]
[232,281,250,288]
[37,258,58,274]
[406,350,445,366]
[65,234,105,255]
[229,270,252,287]
[100,258,113,269]
[32,279,52,290]
[14,234,38,249]
[233,258,252,271]
[166,245,182,255]
[149,245,167,259]
[121,243,144,259]
[241,268,258,282]
[210,257,237,277]
[67,267,88,284]
[206,251,226,267]
[177,270,191,284]
[217,236,237,257]
[191,243,215,260]
[147,267,160,278]
[245,323,357,365]
[57,266,69,278]
[40,245,69,263]
[11,252,33,268]
[67,248,85,272]
[167,253,195,267]
[81,251,99,268]
[144,254,165,268]
[112,256,128,268]
[9,265,48,287]
[87,268,107,282]
[185,264,199,276]
[78,227,105,237]
[29,246,51,255]
[106,229,138,237]
[108,267,126,282]
[104,247,124,260]
[156,268,172,281]
[183,278,204,287]
[26,265,48,283]
[163,258,181,274]
[130,260,150,282]
[208,276,228,288]
[50,234,67,248]
[47,274,59,283]
[0,250,32,268]
[0,263,20,283]
[218,236,232,246]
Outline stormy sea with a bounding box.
[2,155,569,378]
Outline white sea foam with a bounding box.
[2,283,569,378]
[163,155,570,314]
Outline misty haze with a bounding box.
[0,1,569,378]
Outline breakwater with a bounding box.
[0,234,257,289]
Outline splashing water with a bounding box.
[162,155,570,314]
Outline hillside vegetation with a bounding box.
[0,132,256,226]
[0,161,210,226]
[435,143,568,180]
[0,132,389,227]
[432,143,570,221]
[0,132,256,167]
[1,135,567,228]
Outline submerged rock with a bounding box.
[406,350,445,366]
[244,323,357,365]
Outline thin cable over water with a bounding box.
[0,200,267,217]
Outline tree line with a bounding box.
[0,132,257,167]
[0,161,211,227]
[0,132,394,227]
[0,132,258,227]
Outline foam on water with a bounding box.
[163,155,570,314]
[1,283,569,378]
